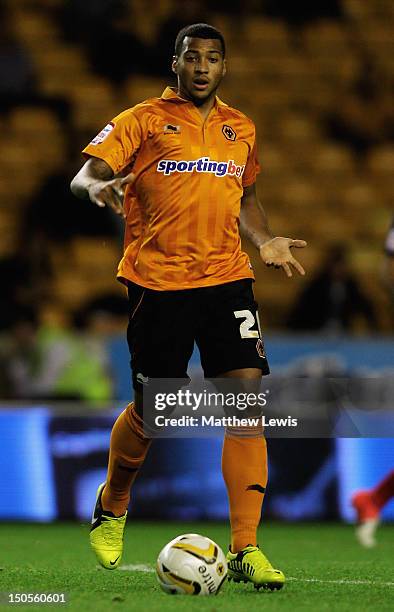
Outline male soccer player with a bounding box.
[71,23,306,590]
[351,219,394,548]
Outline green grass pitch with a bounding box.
[1,522,393,611]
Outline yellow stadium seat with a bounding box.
[12,8,59,46]
[70,79,118,130]
[243,18,290,55]
[70,238,121,275]
[308,143,356,176]
[10,107,61,134]
[280,178,325,203]
[302,21,351,55]
[366,145,394,177]
[126,77,168,107]
[276,113,323,144]
[259,144,293,177]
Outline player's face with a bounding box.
[172,37,226,105]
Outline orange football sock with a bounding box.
[101,402,152,516]
[222,426,268,552]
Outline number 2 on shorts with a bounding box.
[234,309,261,339]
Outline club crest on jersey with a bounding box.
[91,122,115,145]
[157,156,245,178]
[222,125,236,141]
[163,124,181,134]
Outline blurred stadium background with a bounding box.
[0,0,393,524]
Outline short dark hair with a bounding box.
[174,23,225,57]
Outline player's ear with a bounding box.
[222,58,227,78]
[171,56,178,75]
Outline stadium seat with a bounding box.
[70,238,121,277]
[243,18,290,55]
[302,21,351,56]
[70,79,117,130]
[366,145,394,179]
[126,77,169,107]
[307,143,356,178]
[12,8,59,47]
[259,144,293,177]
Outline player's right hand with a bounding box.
[88,173,135,218]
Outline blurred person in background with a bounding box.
[60,0,149,91]
[0,248,43,333]
[1,304,113,402]
[150,0,207,77]
[85,4,149,92]
[352,469,394,548]
[0,155,121,334]
[74,293,130,338]
[0,2,71,123]
[324,56,393,155]
[23,158,120,243]
[60,0,127,43]
[0,1,36,107]
[351,219,394,547]
[286,243,377,333]
[263,0,343,26]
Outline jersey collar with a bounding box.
[161,87,227,108]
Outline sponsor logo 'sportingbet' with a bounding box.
[157,157,245,178]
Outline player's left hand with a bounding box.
[259,237,307,277]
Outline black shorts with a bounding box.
[126,278,269,391]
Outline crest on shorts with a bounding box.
[164,124,181,134]
[256,339,266,359]
[222,124,236,141]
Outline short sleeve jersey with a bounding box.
[385,218,394,257]
[82,87,260,290]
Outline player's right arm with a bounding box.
[70,158,135,217]
[71,108,144,215]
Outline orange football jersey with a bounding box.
[82,87,260,290]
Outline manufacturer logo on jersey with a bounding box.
[222,125,236,141]
[157,156,245,178]
[163,124,181,134]
[91,122,115,145]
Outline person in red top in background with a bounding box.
[71,23,307,588]
[351,219,394,547]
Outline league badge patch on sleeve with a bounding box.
[91,122,115,145]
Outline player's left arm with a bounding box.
[240,182,307,278]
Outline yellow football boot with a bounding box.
[227,545,285,590]
[90,483,127,570]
